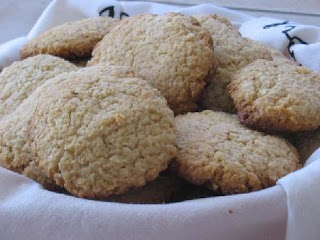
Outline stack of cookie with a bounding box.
[0,13,318,203]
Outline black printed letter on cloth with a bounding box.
[264,21,308,61]
[99,6,129,19]
[99,6,115,18]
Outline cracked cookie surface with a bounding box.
[88,13,215,114]
[0,54,77,188]
[173,110,299,194]
[196,15,286,113]
[0,54,77,118]
[30,65,177,198]
[0,65,137,190]
[0,80,65,190]
[20,17,118,60]
[229,59,320,132]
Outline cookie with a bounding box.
[88,13,216,114]
[290,129,320,164]
[0,98,39,173]
[195,14,242,47]
[23,162,60,191]
[229,59,320,132]
[0,91,62,190]
[0,65,136,189]
[20,17,118,60]
[173,110,300,194]
[106,172,184,204]
[267,46,292,62]
[0,77,72,189]
[196,15,284,113]
[0,54,78,118]
[0,55,77,171]
[30,65,177,199]
[195,14,287,71]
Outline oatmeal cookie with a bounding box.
[229,59,320,132]
[0,97,39,173]
[173,110,300,194]
[88,13,215,114]
[30,65,177,198]
[196,15,282,113]
[0,54,77,118]
[20,17,118,60]
[23,162,59,191]
[0,65,136,190]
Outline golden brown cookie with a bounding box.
[0,54,78,118]
[173,110,300,195]
[0,97,39,173]
[23,162,60,191]
[0,65,136,190]
[267,46,291,62]
[0,88,62,190]
[30,65,177,199]
[229,59,320,132]
[196,15,284,113]
[0,55,77,172]
[20,17,118,60]
[0,54,76,189]
[106,172,184,204]
[88,13,216,114]
[195,14,242,48]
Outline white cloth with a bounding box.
[0,167,287,240]
[278,158,320,240]
[0,1,320,240]
[240,17,320,71]
[0,0,253,70]
[0,0,51,44]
